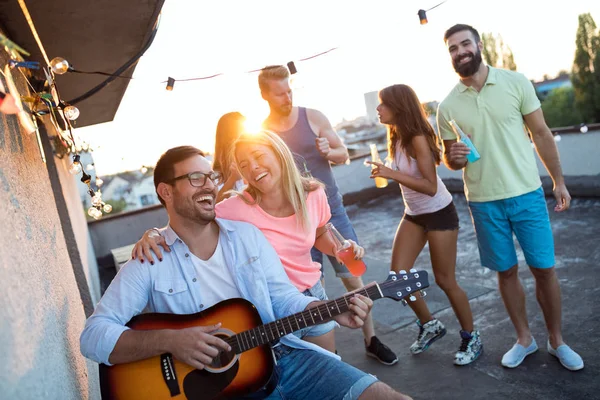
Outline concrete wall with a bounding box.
[56,155,101,304]
[0,54,100,398]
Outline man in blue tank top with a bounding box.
[258,65,398,366]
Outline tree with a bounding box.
[481,32,517,71]
[541,87,581,128]
[571,13,600,123]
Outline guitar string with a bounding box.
[223,277,425,352]
[224,277,425,351]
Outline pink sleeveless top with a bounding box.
[392,144,452,216]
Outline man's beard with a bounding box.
[274,103,292,117]
[452,49,483,78]
[173,191,216,224]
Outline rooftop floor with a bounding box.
[323,193,599,400]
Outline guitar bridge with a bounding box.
[160,353,181,397]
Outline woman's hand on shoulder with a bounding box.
[131,228,170,265]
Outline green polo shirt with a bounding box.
[437,67,542,202]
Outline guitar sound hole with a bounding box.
[208,332,236,370]
[210,348,236,369]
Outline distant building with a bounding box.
[533,74,572,100]
[82,167,159,213]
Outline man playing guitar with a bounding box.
[80,146,412,400]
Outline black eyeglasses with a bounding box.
[169,171,222,187]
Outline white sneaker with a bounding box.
[547,341,584,371]
[501,338,538,368]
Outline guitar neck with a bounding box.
[225,284,383,354]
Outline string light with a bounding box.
[63,104,80,120]
[69,154,82,174]
[166,77,175,91]
[418,9,428,25]
[50,57,71,75]
[417,1,448,25]
[287,61,297,75]
[12,0,112,219]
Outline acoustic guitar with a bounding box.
[102,269,429,399]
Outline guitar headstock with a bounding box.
[377,270,430,303]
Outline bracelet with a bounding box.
[148,227,161,236]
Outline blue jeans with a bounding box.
[468,187,555,271]
[311,193,364,279]
[257,345,378,400]
[294,280,337,338]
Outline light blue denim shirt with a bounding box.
[80,218,339,365]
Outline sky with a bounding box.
[75,0,600,176]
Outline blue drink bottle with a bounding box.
[449,120,480,163]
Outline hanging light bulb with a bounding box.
[50,57,71,75]
[580,124,588,133]
[418,9,428,25]
[103,203,113,213]
[91,193,103,206]
[92,207,103,220]
[141,166,148,174]
[95,177,104,187]
[69,154,82,175]
[88,207,102,219]
[166,77,175,91]
[63,105,80,121]
[81,142,89,152]
[86,163,95,171]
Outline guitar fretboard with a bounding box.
[225,285,382,354]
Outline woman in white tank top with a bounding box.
[367,84,482,366]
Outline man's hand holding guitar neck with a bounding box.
[307,293,373,329]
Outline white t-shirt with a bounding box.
[191,238,241,308]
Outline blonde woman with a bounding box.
[132,130,368,354]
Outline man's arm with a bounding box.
[80,260,156,365]
[524,108,571,211]
[307,109,349,164]
[81,260,230,369]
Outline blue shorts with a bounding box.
[294,280,337,338]
[311,193,365,279]
[259,345,378,400]
[468,187,555,272]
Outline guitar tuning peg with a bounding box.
[388,271,397,275]
[401,299,408,306]
[409,268,417,273]
[399,270,407,275]
[420,290,427,297]
[409,295,417,302]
